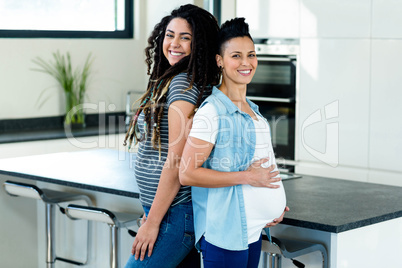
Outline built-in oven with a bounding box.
[248,39,299,172]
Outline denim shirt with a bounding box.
[192,86,269,251]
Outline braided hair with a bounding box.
[124,4,220,153]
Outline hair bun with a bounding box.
[217,17,253,53]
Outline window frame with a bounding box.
[0,0,133,39]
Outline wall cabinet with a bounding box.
[300,0,371,38]
[372,0,402,38]
[369,40,402,173]
[297,39,371,169]
[236,0,300,38]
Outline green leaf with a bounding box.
[31,51,94,124]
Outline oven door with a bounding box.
[250,98,295,162]
[247,55,296,99]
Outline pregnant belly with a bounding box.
[242,182,287,234]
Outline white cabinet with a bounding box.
[236,0,300,38]
[369,40,402,173]
[236,0,373,39]
[271,218,402,268]
[297,39,370,169]
[372,0,402,38]
[300,0,371,38]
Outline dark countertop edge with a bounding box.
[282,211,402,233]
[0,112,127,144]
[0,170,139,199]
[0,127,127,144]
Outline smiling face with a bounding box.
[217,36,257,86]
[163,18,193,66]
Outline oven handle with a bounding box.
[246,96,294,103]
[257,57,292,62]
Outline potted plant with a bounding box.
[32,51,93,128]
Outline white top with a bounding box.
[189,102,287,244]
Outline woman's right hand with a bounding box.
[246,158,281,188]
[131,220,160,261]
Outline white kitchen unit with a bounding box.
[236,0,300,38]
[300,0,371,38]
[271,218,402,268]
[372,0,402,38]
[296,38,371,176]
[234,0,402,187]
[369,40,402,174]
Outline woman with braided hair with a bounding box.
[124,4,220,268]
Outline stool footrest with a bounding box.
[55,257,85,266]
[66,204,141,227]
[272,237,326,259]
[65,204,141,268]
[262,235,328,268]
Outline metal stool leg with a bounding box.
[268,252,282,268]
[110,225,119,268]
[262,252,282,268]
[46,203,56,268]
[46,201,91,267]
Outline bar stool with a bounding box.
[2,180,92,268]
[262,233,328,268]
[65,204,141,268]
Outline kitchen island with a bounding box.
[273,176,402,268]
[0,149,401,267]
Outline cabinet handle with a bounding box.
[257,57,293,62]
[246,96,293,103]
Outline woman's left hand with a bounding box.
[264,206,290,228]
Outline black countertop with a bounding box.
[0,112,126,144]
[0,149,401,234]
[282,176,402,233]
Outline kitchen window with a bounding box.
[0,0,133,38]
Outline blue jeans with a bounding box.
[124,201,198,268]
[200,235,262,268]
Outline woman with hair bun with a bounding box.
[180,18,289,267]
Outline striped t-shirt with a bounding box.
[134,73,211,207]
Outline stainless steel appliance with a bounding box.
[249,38,299,172]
